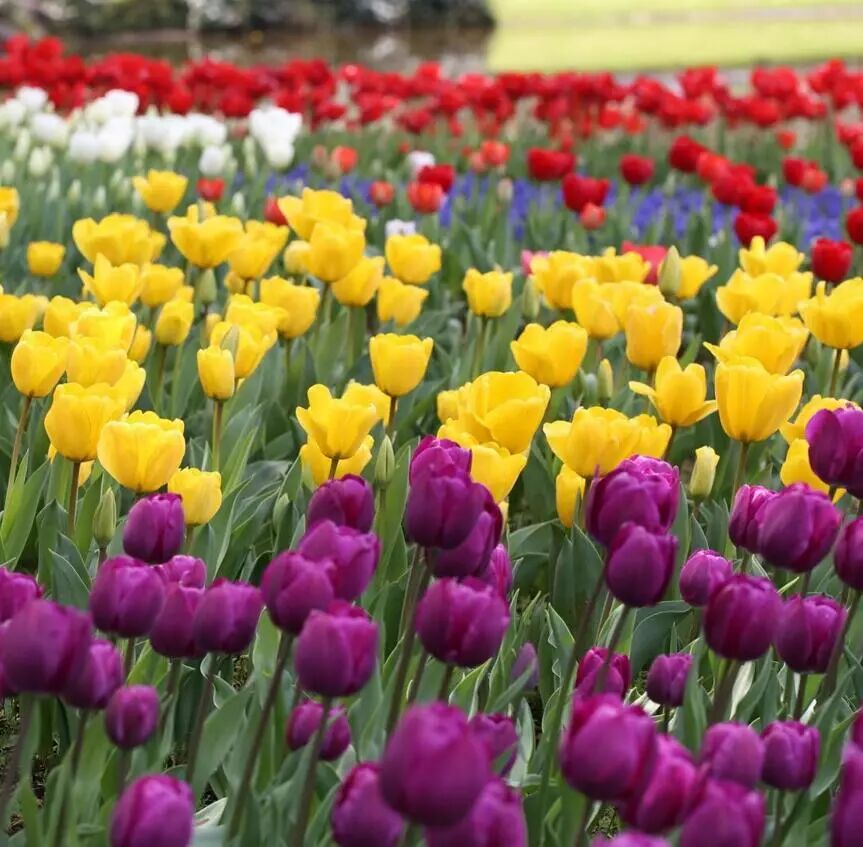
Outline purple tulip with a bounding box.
[294,601,378,697]
[122,493,185,564]
[424,778,527,847]
[591,837,670,847]
[149,584,204,659]
[2,599,91,694]
[63,638,124,710]
[298,520,380,602]
[605,524,676,607]
[834,518,863,591]
[512,642,539,689]
[620,735,699,833]
[761,721,820,791]
[286,701,351,761]
[156,555,206,588]
[105,685,160,749]
[575,647,631,698]
[756,484,841,572]
[192,579,262,654]
[704,575,781,661]
[832,744,863,847]
[415,578,510,668]
[477,544,513,598]
[331,763,404,847]
[405,466,487,550]
[380,703,491,826]
[0,567,42,622]
[89,556,165,638]
[806,406,863,496]
[774,594,846,674]
[469,713,518,776]
[700,723,765,788]
[679,778,765,847]
[410,436,472,482]
[432,486,502,578]
[110,775,193,847]
[679,550,733,607]
[586,456,679,547]
[0,624,14,699]
[646,653,693,708]
[261,551,335,634]
[729,485,775,552]
[307,474,375,532]
[559,694,657,802]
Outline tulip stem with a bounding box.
[153,343,167,414]
[437,664,455,702]
[594,606,630,693]
[124,638,136,679]
[186,660,219,788]
[407,650,429,705]
[821,589,861,698]
[211,400,223,471]
[117,749,130,795]
[6,394,32,502]
[828,347,843,396]
[67,461,81,537]
[386,395,398,440]
[0,696,35,829]
[793,674,808,719]
[327,455,340,481]
[227,632,293,837]
[730,441,750,504]
[708,659,740,724]
[771,791,784,847]
[471,317,489,378]
[575,799,595,847]
[51,711,89,847]
[290,696,332,847]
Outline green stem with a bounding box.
[67,461,81,537]
[821,589,861,698]
[793,674,808,720]
[168,345,183,418]
[437,664,455,702]
[6,394,32,502]
[51,711,89,847]
[186,662,217,787]
[212,400,223,471]
[730,440,750,504]
[290,697,332,847]
[386,394,398,441]
[124,639,136,679]
[0,696,34,828]
[327,455,340,481]
[153,343,167,413]
[407,651,429,705]
[470,316,489,378]
[593,607,630,693]
[708,659,740,724]
[828,347,843,396]
[575,800,595,847]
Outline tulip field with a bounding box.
[7,32,863,847]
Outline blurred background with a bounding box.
[2,0,863,72]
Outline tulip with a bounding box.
[705,575,781,661]
[835,518,863,590]
[646,653,693,707]
[369,333,434,397]
[555,465,585,528]
[559,694,657,801]
[287,701,351,760]
[774,594,846,674]
[706,313,809,375]
[0,568,43,622]
[227,222,287,281]
[832,746,863,847]
[306,221,365,283]
[593,837,669,847]
[132,170,188,213]
[73,214,162,267]
[62,638,124,710]
[153,298,194,347]
[26,240,65,277]
[761,721,820,791]
[110,775,193,847]
[196,346,235,401]
[79,254,142,307]
[800,278,863,350]
[728,485,776,552]
[780,439,836,496]
[149,584,204,659]
[156,555,206,588]
[407,180,444,214]
[168,468,222,526]
[90,556,165,638]
[415,578,510,668]
[376,276,429,326]
[167,208,244,268]
[740,237,805,278]
[715,270,784,324]
[629,357,717,428]
[410,435,472,481]
[0,293,40,343]
[679,550,733,607]
[331,763,405,847]
[43,296,91,338]
[571,279,623,340]
[512,642,539,688]
[294,601,378,697]
[139,264,184,308]
[297,520,379,602]
[105,684,160,748]
[384,233,441,285]
[45,383,125,462]
[529,251,592,311]
[330,255,384,307]
[462,268,514,319]
[477,543,513,599]
[380,702,491,826]
[562,173,609,213]
[278,188,364,241]
[123,493,185,564]
[677,255,719,299]
[469,713,517,776]
[432,486,502,578]
[300,435,374,487]
[65,336,126,388]
[424,778,527,847]
[689,445,720,500]
[701,722,765,788]
[259,276,320,339]
[575,647,631,698]
[113,361,146,412]
[73,302,137,350]
[755,483,841,572]
[806,406,863,496]
[297,384,378,463]
[307,474,374,532]
[606,524,677,607]
[624,301,683,372]
[527,147,574,180]
[620,154,655,185]
[193,579,262,654]
[679,779,765,847]
[509,320,588,388]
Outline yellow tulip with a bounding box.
[530,251,593,311]
[676,256,719,300]
[343,382,391,426]
[799,278,863,350]
[376,276,429,327]
[570,279,620,340]
[715,270,785,325]
[283,240,311,275]
[132,170,188,214]
[449,370,549,454]
[463,268,513,318]
[98,411,186,492]
[73,214,164,266]
[714,357,804,443]
[224,294,282,336]
[369,334,434,397]
[297,384,378,461]
[48,444,94,487]
[224,271,248,296]
[203,312,221,345]
[780,439,836,496]
[306,221,366,283]
[555,465,586,528]
[437,388,460,424]
[706,313,808,375]
[209,320,276,379]
[0,293,41,343]
[629,356,717,427]
[66,336,127,387]
[593,248,649,283]
[278,189,365,241]
[608,281,665,326]
[168,468,222,525]
[385,234,442,285]
[45,383,125,462]
[260,277,320,339]
[689,446,720,500]
[624,300,683,372]
[167,207,245,269]
[739,236,804,278]
[11,331,68,397]
[111,360,145,411]
[140,264,185,308]
[777,273,814,316]
[780,395,857,443]
[155,299,194,346]
[78,254,142,307]
[0,187,19,227]
[331,256,384,307]
[43,296,90,338]
[510,320,588,387]
[71,302,137,352]
[632,413,674,458]
[227,221,288,280]
[197,346,235,401]
[300,434,374,487]
[27,241,65,277]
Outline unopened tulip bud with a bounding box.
[219,323,240,359]
[0,161,14,182]
[105,685,160,749]
[198,269,217,306]
[286,701,351,761]
[110,775,194,847]
[701,722,765,788]
[0,213,9,250]
[496,178,513,204]
[689,446,719,500]
[658,246,682,298]
[597,358,614,403]
[67,179,81,204]
[231,192,246,217]
[521,277,541,321]
[93,488,117,548]
[273,492,290,528]
[375,436,395,488]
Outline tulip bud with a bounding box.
[219,323,240,359]
[605,524,676,607]
[728,485,775,553]
[156,555,206,587]
[110,775,194,847]
[381,703,491,826]
[521,277,541,321]
[409,436,472,482]
[272,492,290,529]
[761,721,820,791]
[122,493,185,564]
[658,246,682,298]
[679,549,733,607]
[597,358,614,403]
[230,192,246,217]
[197,268,218,306]
[512,642,539,688]
[774,594,846,674]
[62,639,124,710]
[90,556,165,638]
[286,701,351,761]
[0,161,14,182]
[308,474,375,532]
[150,584,204,659]
[701,722,765,788]
[105,685,160,749]
[93,186,107,211]
[375,435,396,488]
[646,652,693,707]
[496,178,514,205]
[576,646,631,698]
[469,713,518,776]
[93,488,117,548]
[835,518,863,590]
[298,520,380,602]
[477,543,513,598]
[806,406,863,497]
[705,574,781,661]
[689,446,719,500]
[406,469,487,550]
[0,567,43,622]
[261,551,334,634]
[331,763,405,847]
[192,579,262,654]
[679,779,764,847]
[433,488,503,578]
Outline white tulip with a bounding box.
[103,89,139,118]
[97,118,134,163]
[199,145,228,176]
[13,130,31,162]
[16,86,48,113]
[0,99,26,128]
[0,161,14,182]
[385,219,418,238]
[407,151,435,176]
[31,112,68,147]
[68,130,100,163]
[27,146,53,177]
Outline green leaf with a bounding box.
[546,606,574,684]
[0,458,49,565]
[50,547,90,609]
[630,602,690,674]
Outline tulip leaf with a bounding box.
[0,457,48,566]
[49,547,90,610]
[546,606,574,685]
[678,638,708,753]
[630,601,690,675]
[16,781,42,847]
[733,654,773,724]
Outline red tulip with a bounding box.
[480,140,509,168]
[331,146,358,174]
[619,154,655,186]
[621,242,668,284]
[782,156,808,186]
[197,178,224,202]
[811,238,853,283]
[775,129,796,150]
[369,181,395,207]
[696,152,728,183]
[264,197,287,226]
[734,212,778,246]
[801,166,828,194]
[739,184,777,215]
[668,135,706,172]
[562,173,610,213]
[580,203,606,230]
[417,164,455,194]
[847,207,863,245]
[526,147,574,181]
[407,181,444,214]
